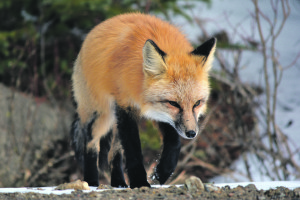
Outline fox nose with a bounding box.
[186,130,196,138]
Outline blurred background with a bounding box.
[0,0,299,187]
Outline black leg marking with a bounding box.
[98,130,113,170]
[116,106,150,188]
[71,113,84,169]
[110,152,128,188]
[155,122,181,185]
[84,149,99,186]
[71,112,100,186]
[83,112,99,186]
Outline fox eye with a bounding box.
[168,101,180,108]
[193,100,201,108]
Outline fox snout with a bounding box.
[178,111,200,139]
[186,130,196,138]
[174,118,199,139]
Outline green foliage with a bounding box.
[140,120,161,151]
[194,149,207,160]
[148,0,212,21]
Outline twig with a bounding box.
[27,151,75,186]
[168,170,186,185]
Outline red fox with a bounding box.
[71,13,216,188]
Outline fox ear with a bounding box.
[191,38,217,71]
[143,39,167,77]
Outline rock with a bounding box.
[97,184,113,189]
[184,176,204,193]
[204,183,221,192]
[294,188,300,197]
[245,183,257,191]
[55,180,90,190]
[139,186,150,192]
[231,186,246,195]
[0,83,72,187]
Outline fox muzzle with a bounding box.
[185,130,196,139]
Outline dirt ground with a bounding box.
[1,184,300,200]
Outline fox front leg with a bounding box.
[155,122,181,185]
[116,106,150,188]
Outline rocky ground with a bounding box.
[1,184,300,200]
[1,178,300,200]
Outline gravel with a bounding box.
[1,184,300,200]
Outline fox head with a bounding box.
[142,38,216,139]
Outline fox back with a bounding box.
[71,13,216,188]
